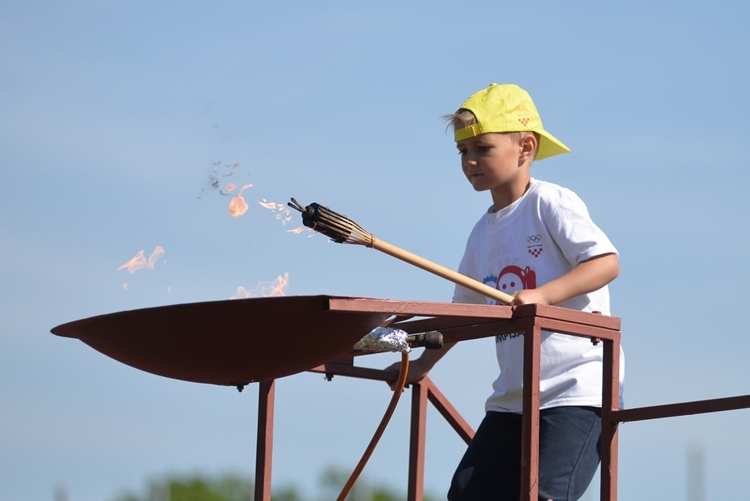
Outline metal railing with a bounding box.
[252,298,750,501]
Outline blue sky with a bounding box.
[2,1,750,499]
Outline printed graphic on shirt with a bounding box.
[496,332,523,343]
[497,265,537,293]
[527,234,543,258]
[484,265,537,344]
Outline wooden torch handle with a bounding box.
[370,236,514,305]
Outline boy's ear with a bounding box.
[519,134,538,162]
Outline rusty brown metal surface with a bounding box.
[51,295,391,385]
[389,315,507,335]
[513,303,621,330]
[327,297,515,319]
[255,380,275,501]
[66,294,750,501]
[314,300,625,500]
[50,294,750,501]
[600,337,621,501]
[520,319,542,501]
[613,394,750,423]
[308,359,395,382]
[408,382,428,501]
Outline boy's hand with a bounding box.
[511,288,550,306]
[511,253,619,307]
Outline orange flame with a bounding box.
[258,200,280,210]
[228,196,248,218]
[259,199,293,225]
[231,273,289,299]
[228,183,254,218]
[286,226,314,236]
[117,246,165,274]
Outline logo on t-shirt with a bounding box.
[494,265,537,343]
[496,265,537,293]
[527,234,543,258]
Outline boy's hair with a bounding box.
[444,109,540,158]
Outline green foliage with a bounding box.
[270,485,304,501]
[113,473,252,501]
[316,465,437,501]
[112,466,438,501]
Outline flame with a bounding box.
[225,183,236,193]
[258,200,280,210]
[259,200,313,236]
[259,199,293,225]
[229,196,248,218]
[117,246,165,274]
[228,183,254,218]
[231,273,289,299]
[287,226,314,237]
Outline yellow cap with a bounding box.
[454,83,570,161]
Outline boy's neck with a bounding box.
[490,177,532,212]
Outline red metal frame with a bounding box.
[254,380,275,501]
[53,293,750,499]
[251,298,750,501]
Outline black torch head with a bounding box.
[288,198,352,243]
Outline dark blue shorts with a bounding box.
[448,406,601,501]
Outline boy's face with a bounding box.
[456,132,527,197]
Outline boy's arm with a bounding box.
[512,253,619,306]
[384,341,456,389]
[382,253,619,387]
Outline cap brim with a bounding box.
[535,129,570,161]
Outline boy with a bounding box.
[390,83,622,500]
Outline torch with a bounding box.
[288,198,514,305]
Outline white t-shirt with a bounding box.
[453,178,624,413]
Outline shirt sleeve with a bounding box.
[542,187,618,266]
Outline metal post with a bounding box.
[254,379,275,501]
[520,320,542,501]
[408,380,428,501]
[600,337,620,501]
